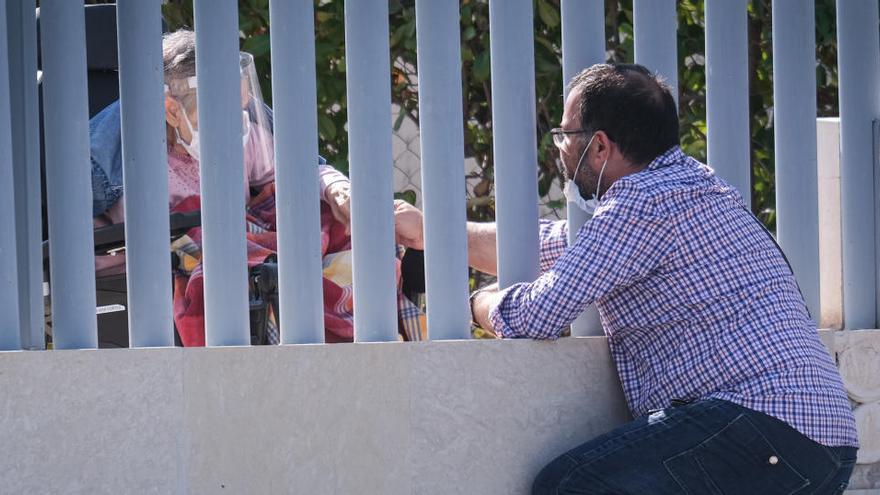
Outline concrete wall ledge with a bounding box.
[0,337,630,494]
[2,331,878,493]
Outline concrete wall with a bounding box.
[1,332,877,494]
[0,337,629,494]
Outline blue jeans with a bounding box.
[532,399,857,494]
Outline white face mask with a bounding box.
[563,133,608,215]
[174,103,201,161]
[174,105,252,161]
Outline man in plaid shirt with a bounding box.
[395,63,858,494]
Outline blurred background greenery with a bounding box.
[158,0,844,232]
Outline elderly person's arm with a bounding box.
[320,164,351,233]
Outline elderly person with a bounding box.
[90,29,351,273]
[396,63,857,494]
[89,30,424,344]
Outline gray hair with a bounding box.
[163,30,197,113]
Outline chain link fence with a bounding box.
[391,110,566,221]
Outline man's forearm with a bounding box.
[467,221,497,275]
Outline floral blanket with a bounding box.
[170,183,425,346]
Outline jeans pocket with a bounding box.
[663,414,810,495]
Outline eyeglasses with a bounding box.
[550,128,590,149]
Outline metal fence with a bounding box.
[2,0,879,351]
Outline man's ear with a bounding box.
[592,130,613,163]
[164,96,181,128]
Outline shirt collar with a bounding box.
[646,146,686,171]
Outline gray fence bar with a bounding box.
[489,0,540,288]
[7,0,43,349]
[117,0,173,347]
[0,0,21,350]
[344,0,398,342]
[875,120,880,328]
[415,0,470,340]
[40,0,98,349]
[633,0,678,102]
[772,0,820,323]
[837,0,880,329]
[705,0,750,208]
[270,0,325,344]
[561,0,604,337]
[193,0,250,346]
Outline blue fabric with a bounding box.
[532,399,858,495]
[89,99,327,217]
[492,146,859,448]
[89,100,124,216]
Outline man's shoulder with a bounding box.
[609,149,740,215]
[595,179,659,219]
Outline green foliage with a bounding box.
[161,0,843,230]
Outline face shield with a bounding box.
[238,52,273,173]
[165,51,273,172]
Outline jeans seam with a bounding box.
[573,399,731,469]
[555,456,619,495]
[693,456,723,495]
[551,400,733,494]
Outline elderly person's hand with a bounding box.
[393,200,424,250]
[325,181,352,235]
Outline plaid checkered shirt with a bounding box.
[489,146,859,448]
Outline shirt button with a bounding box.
[768,456,779,465]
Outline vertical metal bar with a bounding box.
[415,0,470,340]
[117,0,173,347]
[7,0,43,349]
[633,0,678,102]
[874,120,880,329]
[270,0,325,344]
[489,0,540,288]
[705,0,751,208]
[39,0,97,349]
[772,0,821,323]
[344,0,398,342]
[193,0,250,345]
[0,0,21,351]
[837,0,880,329]
[561,0,604,337]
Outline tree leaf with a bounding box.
[242,34,270,58]
[318,113,337,140]
[473,50,490,82]
[537,0,560,28]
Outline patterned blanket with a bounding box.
[170,183,425,346]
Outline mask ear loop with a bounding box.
[595,158,608,200]
[572,133,596,186]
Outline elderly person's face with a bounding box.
[164,95,198,146]
[164,78,251,149]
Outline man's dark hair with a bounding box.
[567,63,679,166]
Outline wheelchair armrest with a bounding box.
[93,222,126,253]
[41,210,203,260]
[168,210,202,238]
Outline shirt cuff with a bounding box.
[488,285,516,338]
[318,164,350,202]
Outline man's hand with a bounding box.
[470,283,502,333]
[394,200,424,250]
[325,181,351,235]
